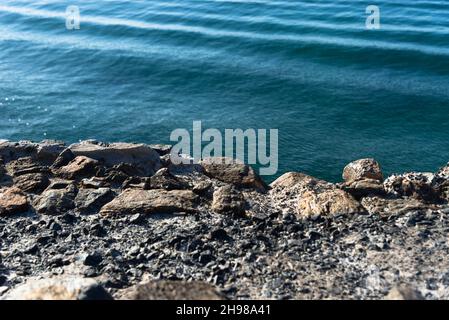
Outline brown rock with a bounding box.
[361,196,430,216]
[36,140,66,165]
[270,172,327,190]
[297,187,363,219]
[212,185,246,215]
[3,276,113,300]
[13,173,50,194]
[201,157,267,191]
[100,189,198,216]
[121,280,225,300]
[0,187,29,216]
[342,158,383,183]
[385,284,423,300]
[51,148,75,169]
[57,156,99,180]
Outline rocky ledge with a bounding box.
[1,140,449,300]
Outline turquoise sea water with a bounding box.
[0,0,448,181]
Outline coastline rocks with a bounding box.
[2,276,112,300]
[342,158,383,182]
[121,280,225,300]
[0,187,29,216]
[212,185,246,215]
[0,163,6,180]
[361,196,430,216]
[100,189,199,216]
[0,140,37,163]
[297,187,364,219]
[33,183,77,215]
[144,168,189,191]
[383,172,437,201]
[36,140,66,165]
[201,157,267,192]
[13,173,50,194]
[340,178,385,199]
[57,156,99,180]
[68,141,161,176]
[51,148,75,169]
[270,172,327,190]
[6,157,48,177]
[75,188,115,215]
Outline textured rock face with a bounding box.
[361,196,430,216]
[201,157,267,191]
[297,187,363,219]
[33,183,77,215]
[144,168,189,190]
[342,158,383,183]
[3,276,112,300]
[385,284,423,300]
[100,189,199,216]
[212,185,246,215]
[57,156,99,180]
[0,187,29,216]
[383,172,437,201]
[13,173,50,194]
[68,141,161,176]
[341,178,385,199]
[270,172,327,190]
[122,280,225,300]
[75,188,114,215]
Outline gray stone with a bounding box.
[75,188,114,214]
[212,185,246,215]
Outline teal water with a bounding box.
[1,0,448,182]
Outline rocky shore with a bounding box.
[1,139,449,300]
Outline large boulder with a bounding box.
[100,189,199,216]
[68,141,161,176]
[0,187,29,216]
[297,187,364,219]
[342,158,383,183]
[2,276,112,300]
[200,157,267,191]
[33,182,77,215]
[212,185,246,215]
[57,156,99,180]
[121,280,225,300]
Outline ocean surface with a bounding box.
[1,0,448,182]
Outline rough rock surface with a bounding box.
[100,189,199,216]
[0,187,29,216]
[2,142,449,300]
[201,157,267,191]
[212,185,246,215]
[343,158,383,182]
[121,280,225,300]
[2,276,112,300]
